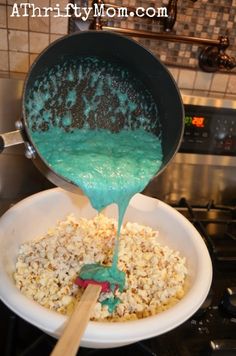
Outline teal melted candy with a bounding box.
[31,127,163,312]
[79,263,126,293]
[101,297,121,313]
[78,262,125,313]
[25,56,161,135]
[31,128,162,213]
[26,55,163,313]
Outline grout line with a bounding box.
[175,68,180,84]
[192,69,198,93]
[192,70,197,91]
[49,0,52,41]
[27,3,30,71]
[207,72,214,97]
[10,28,52,34]
[224,74,231,96]
[5,4,10,75]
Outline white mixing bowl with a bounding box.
[0,188,212,348]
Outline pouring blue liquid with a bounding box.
[32,127,162,311]
[26,56,163,312]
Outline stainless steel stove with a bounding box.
[0,79,236,355]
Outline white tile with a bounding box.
[8,29,28,52]
[226,21,233,29]
[0,50,8,71]
[50,0,69,9]
[194,71,213,91]
[29,53,38,65]
[33,0,50,6]
[0,4,6,27]
[50,14,68,34]
[210,73,229,93]
[10,0,49,6]
[178,69,196,89]
[167,67,179,83]
[9,51,29,72]
[29,32,49,53]
[50,33,63,43]
[8,6,28,30]
[29,14,49,32]
[0,28,8,50]
[223,13,229,21]
[209,19,216,26]
[226,75,236,94]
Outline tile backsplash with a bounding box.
[0,0,68,76]
[103,0,236,70]
[0,0,236,99]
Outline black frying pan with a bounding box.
[0,31,184,193]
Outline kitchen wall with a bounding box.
[0,0,69,76]
[0,0,236,99]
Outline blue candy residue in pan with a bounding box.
[25,55,161,136]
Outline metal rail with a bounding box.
[102,26,222,47]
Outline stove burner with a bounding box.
[176,198,236,265]
[220,287,236,317]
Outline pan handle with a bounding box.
[0,130,24,153]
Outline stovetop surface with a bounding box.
[0,198,236,356]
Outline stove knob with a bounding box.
[220,287,236,317]
[209,339,236,355]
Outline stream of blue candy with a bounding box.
[26,55,163,312]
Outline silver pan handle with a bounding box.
[0,130,24,153]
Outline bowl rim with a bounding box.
[0,188,212,344]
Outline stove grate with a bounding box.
[176,198,236,264]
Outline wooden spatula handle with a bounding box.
[51,284,101,356]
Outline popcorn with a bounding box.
[14,214,188,321]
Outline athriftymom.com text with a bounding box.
[10,3,168,21]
